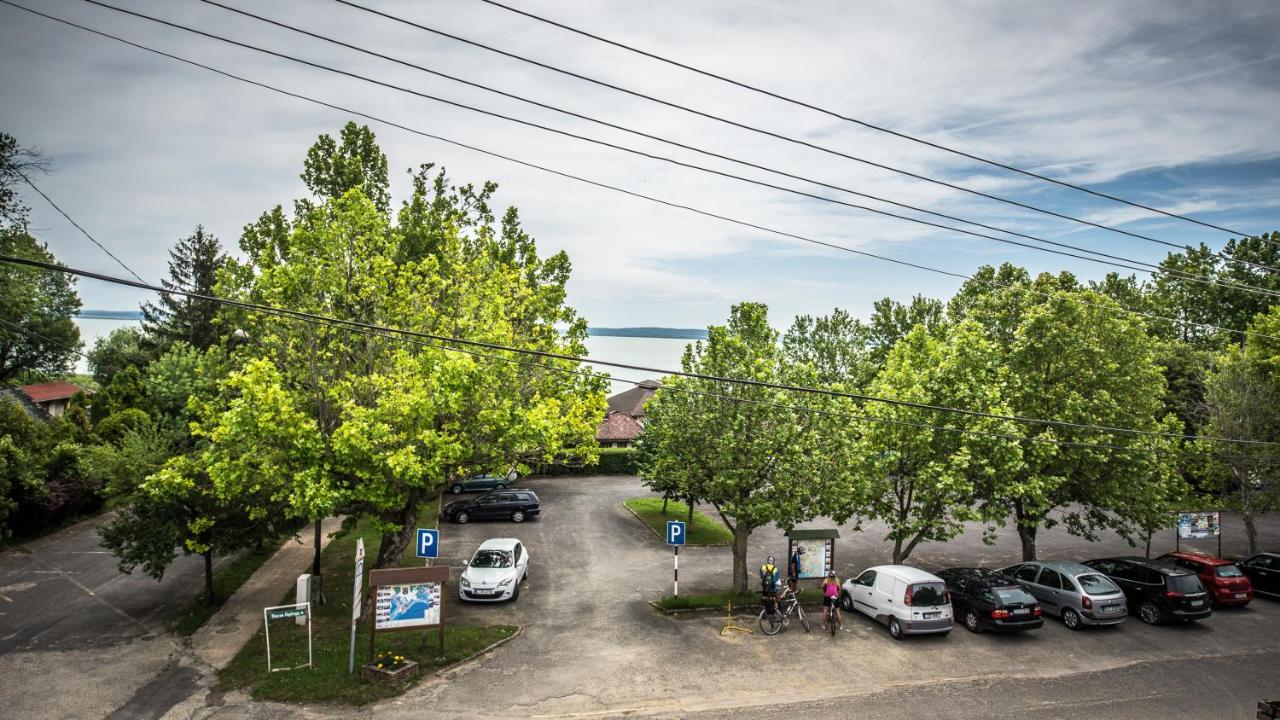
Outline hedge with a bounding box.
[537,447,638,476]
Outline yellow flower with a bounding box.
[377,664,383,668]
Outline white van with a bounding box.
[840,565,953,639]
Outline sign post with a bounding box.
[263,602,312,672]
[348,538,365,674]
[416,528,439,566]
[666,520,685,597]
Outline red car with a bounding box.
[1156,551,1252,607]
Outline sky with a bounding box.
[2,0,1279,332]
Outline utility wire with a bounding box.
[200,0,1280,284]
[342,0,1279,257]
[18,172,147,284]
[2,253,1276,449]
[0,315,91,362]
[475,0,1267,244]
[66,0,1280,299]
[1,0,1274,348]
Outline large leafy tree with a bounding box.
[637,303,848,592]
[141,226,228,351]
[951,264,1186,560]
[849,321,1022,563]
[0,231,81,382]
[196,123,605,570]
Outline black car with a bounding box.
[1239,552,1280,598]
[937,567,1043,633]
[1083,556,1211,624]
[441,489,540,524]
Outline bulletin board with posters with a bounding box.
[1175,510,1223,556]
[367,566,449,660]
[786,529,840,580]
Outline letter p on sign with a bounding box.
[416,528,439,559]
[666,520,686,546]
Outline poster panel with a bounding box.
[374,581,441,630]
[1177,511,1220,539]
[795,539,832,579]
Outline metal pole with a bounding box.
[348,620,356,674]
[673,545,679,597]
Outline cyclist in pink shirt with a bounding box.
[821,572,842,630]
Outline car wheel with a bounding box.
[511,582,520,601]
[511,510,526,523]
[840,592,853,612]
[1061,608,1082,630]
[496,483,507,490]
[1138,602,1162,625]
[456,511,470,524]
[888,617,903,639]
[963,609,981,633]
[451,484,463,494]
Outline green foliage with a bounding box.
[140,226,228,351]
[0,402,103,538]
[87,326,153,386]
[622,497,733,545]
[538,447,638,475]
[300,122,390,214]
[90,364,146,424]
[93,408,151,445]
[0,230,81,382]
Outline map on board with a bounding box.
[374,582,441,629]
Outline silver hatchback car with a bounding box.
[999,560,1127,629]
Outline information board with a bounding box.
[374,581,441,630]
[1177,511,1220,539]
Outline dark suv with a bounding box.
[1083,556,1211,625]
[1239,553,1280,598]
[937,567,1043,633]
[441,489,540,524]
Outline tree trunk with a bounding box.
[1017,525,1037,562]
[1144,529,1153,559]
[661,495,668,514]
[313,519,323,576]
[312,519,325,605]
[892,536,905,564]
[203,550,216,604]
[731,523,752,594]
[1243,510,1258,557]
[686,497,694,526]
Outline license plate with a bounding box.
[1012,608,1030,615]
[923,612,941,619]
[1102,605,1121,614]
[472,589,494,596]
[1235,593,1247,598]
[1189,600,1203,607]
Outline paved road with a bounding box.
[0,513,222,720]
[199,476,1280,719]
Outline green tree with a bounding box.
[638,303,847,592]
[140,226,228,351]
[87,326,152,386]
[0,231,82,382]
[849,322,1022,563]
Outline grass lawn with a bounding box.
[173,545,280,636]
[655,589,825,612]
[218,497,517,704]
[622,497,733,545]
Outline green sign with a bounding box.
[267,607,307,621]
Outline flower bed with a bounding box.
[361,651,419,687]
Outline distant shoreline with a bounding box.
[77,312,706,340]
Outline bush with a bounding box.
[537,447,638,476]
[94,408,151,444]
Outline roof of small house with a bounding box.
[21,381,88,404]
[606,379,660,418]
[0,387,50,420]
[595,411,644,443]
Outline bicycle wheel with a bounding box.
[759,608,783,635]
[797,605,810,633]
[830,609,837,636]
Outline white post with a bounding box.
[295,574,311,626]
[673,546,679,597]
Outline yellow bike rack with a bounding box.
[719,600,752,636]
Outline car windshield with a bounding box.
[993,587,1037,606]
[1215,564,1244,578]
[1076,573,1119,595]
[911,582,948,606]
[470,549,512,568]
[1168,575,1203,594]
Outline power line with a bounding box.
[2,0,1274,347]
[199,0,1280,285]
[18,172,146,284]
[0,315,90,362]
[474,0,1267,244]
[66,0,1280,299]
[340,0,1279,257]
[2,253,1275,449]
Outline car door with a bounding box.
[1035,568,1069,613]
[513,542,527,579]
[1012,563,1046,603]
[473,494,501,520]
[1243,555,1278,594]
[850,570,877,616]
[948,575,973,616]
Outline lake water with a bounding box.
[72,318,692,395]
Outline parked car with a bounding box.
[840,565,952,639]
[1082,556,1211,625]
[999,560,1127,630]
[441,489,540,524]
[459,538,529,602]
[1155,551,1252,607]
[448,470,517,495]
[1238,552,1280,598]
[937,567,1043,633]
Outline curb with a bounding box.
[618,502,729,547]
[434,625,523,680]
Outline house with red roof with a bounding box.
[3,382,89,419]
[595,379,660,448]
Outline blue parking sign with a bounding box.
[416,528,439,559]
[666,520,686,546]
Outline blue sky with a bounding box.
[2,0,1278,332]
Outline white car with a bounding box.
[459,538,529,602]
[841,565,953,639]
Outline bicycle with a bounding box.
[759,586,809,635]
[823,596,842,636]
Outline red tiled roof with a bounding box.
[606,379,660,418]
[21,382,87,403]
[595,412,643,442]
